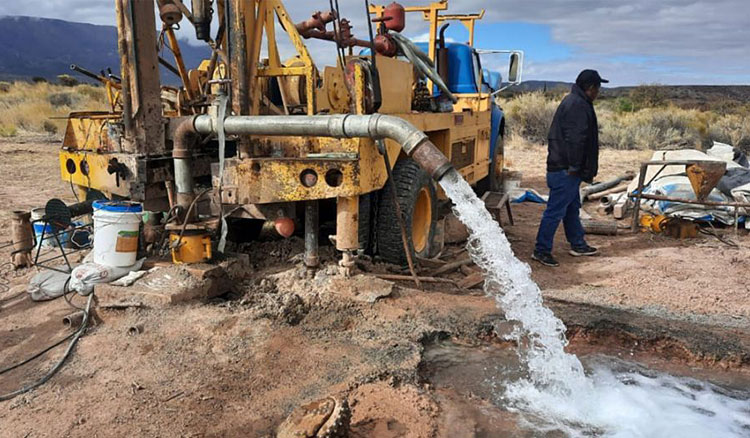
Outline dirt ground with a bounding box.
[0,138,748,437]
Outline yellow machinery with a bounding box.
[59,0,522,267]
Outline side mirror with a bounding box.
[508,53,521,84]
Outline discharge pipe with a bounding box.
[172,114,454,222]
[198,114,452,180]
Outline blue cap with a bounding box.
[92,200,143,213]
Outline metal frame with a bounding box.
[32,220,92,274]
[629,160,750,233]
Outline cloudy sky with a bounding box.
[1,0,748,86]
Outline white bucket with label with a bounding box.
[92,201,143,267]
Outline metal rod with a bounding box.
[164,27,194,100]
[630,193,750,208]
[158,56,182,78]
[304,200,319,268]
[630,163,648,232]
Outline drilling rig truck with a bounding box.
[59,0,523,269]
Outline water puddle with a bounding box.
[437,169,750,437]
[422,341,750,437]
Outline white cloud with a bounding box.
[1,0,747,84]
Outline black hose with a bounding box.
[0,332,76,376]
[391,33,457,103]
[0,294,93,401]
[364,0,378,70]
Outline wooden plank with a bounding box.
[458,272,484,289]
[430,257,472,276]
[374,274,456,284]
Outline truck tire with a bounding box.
[377,159,438,266]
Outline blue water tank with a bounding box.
[361,42,482,95]
[415,42,478,94]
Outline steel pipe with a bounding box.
[304,200,320,268]
[192,114,454,182]
[173,117,199,222]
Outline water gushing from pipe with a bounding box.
[438,168,750,436]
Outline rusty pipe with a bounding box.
[173,117,199,222]
[193,114,453,181]
[115,0,133,136]
[295,11,336,34]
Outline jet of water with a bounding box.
[438,168,750,437]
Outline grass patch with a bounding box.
[0,81,107,137]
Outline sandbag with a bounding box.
[28,270,70,301]
[68,259,144,296]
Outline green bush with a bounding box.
[616,97,634,113]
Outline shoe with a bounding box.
[569,244,599,257]
[532,250,559,267]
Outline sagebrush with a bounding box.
[0,81,107,137]
[501,91,750,151]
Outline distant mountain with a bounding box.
[0,16,209,84]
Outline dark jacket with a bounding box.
[547,84,600,183]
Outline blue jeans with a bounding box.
[535,170,586,254]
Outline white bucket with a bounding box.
[92,201,143,267]
[31,207,54,248]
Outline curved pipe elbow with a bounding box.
[192,113,455,183]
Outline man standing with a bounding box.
[532,69,607,267]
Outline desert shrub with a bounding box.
[32,76,48,84]
[503,91,558,144]
[0,123,17,137]
[48,92,79,107]
[77,84,106,101]
[42,120,58,134]
[503,89,750,152]
[0,82,11,93]
[0,81,107,136]
[598,107,703,150]
[629,84,666,110]
[616,97,634,113]
[57,74,79,87]
[709,114,750,151]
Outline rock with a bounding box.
[277,396,350,438]
[350,276,394,304]
[444,213,469,243]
